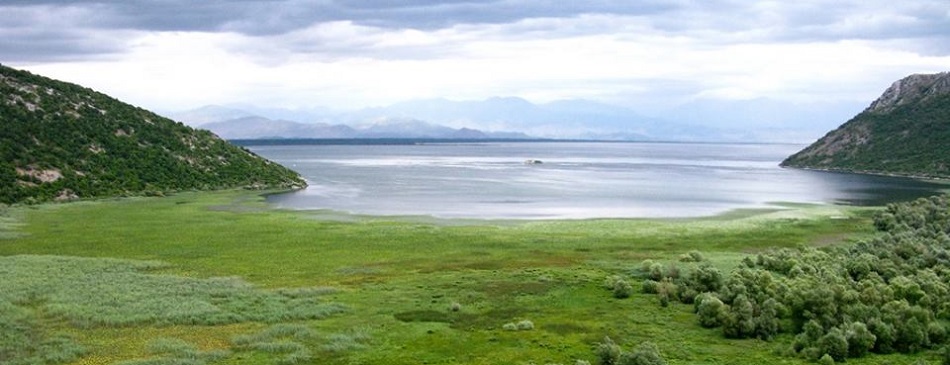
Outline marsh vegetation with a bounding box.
[0,191,946,364]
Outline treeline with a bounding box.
[0,64,305,204]
[630,196,950,363]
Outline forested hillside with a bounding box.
[781,72,950,178]
[0,64,305,204]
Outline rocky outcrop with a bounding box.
[866,72,950,113]
[782,72,950,178]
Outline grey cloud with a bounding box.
[0,5,132,62]
[2,0,948,63]
[1,1,676,35]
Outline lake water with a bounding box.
[249,142,946,219]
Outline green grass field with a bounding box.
[0,191,938,364]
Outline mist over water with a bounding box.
[250,142,946,219]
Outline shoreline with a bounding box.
[779,164,950,183]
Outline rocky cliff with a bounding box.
[781,72,950,178]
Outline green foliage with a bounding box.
[644,195,950,361]
[516,320,535,330]
[676,263,723,303]
[843,321,876,358]
[603,275,632,299]
[641,280,659,294]
[612,279,633,299]
[595,336,623,365]
[501,320,535,331]
[678,250,705,263]
[695,293,726,328]
[0,65,304,204]
[595,338,666,365]
[816,327,848,362]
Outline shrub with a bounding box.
[613,279,633,299]
[687,264,723,293]
[604,275,623,290]
[641,280,660,294]
[502,323,518,331]
[639,260,655,276]
[595,337,622,365]
[818,354,835,365]
[618,341,666,365]
[517,320,535,330]
[664,264,681,280]
[450,302,462,312]
[595,338,667,365]
[678,250,705,263]
[648,263,664,281]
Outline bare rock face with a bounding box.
[782,72,950,178]
[866,72,950,113]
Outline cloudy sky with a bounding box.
[2,0,949,113]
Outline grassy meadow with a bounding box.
[0,190,938,364]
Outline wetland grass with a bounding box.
[0,190,914,365]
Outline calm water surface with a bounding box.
[250,142,946,219]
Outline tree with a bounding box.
[755,298,783,340]
[843,322,876,358]
[695,294,726,328]
[816,327,848,362]
[721,294,756,338]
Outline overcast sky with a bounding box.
[2,0,949,112]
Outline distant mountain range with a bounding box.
[204,116,529,140]
[782,71,950,178]
[167,97,864,142]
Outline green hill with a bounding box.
[0,64,305,204]
[782,72,950,178]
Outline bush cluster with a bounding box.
[642,196,950,362]
[503,319,535,331]
[595,337,666,365]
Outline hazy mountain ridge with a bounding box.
[190,113,532,140]
[0,64,305,204]
[782,72,950,178]
[171,96,861,142]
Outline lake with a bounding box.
[248,141,946,219]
